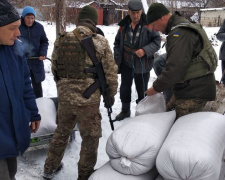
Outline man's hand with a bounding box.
[135,49,145,58]
[145,87,158,96]
[39,56,46,60]
[30,120,41,133]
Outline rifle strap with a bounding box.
[73,29,83,43]
[83,81,100,99]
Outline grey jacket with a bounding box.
[113,14,161,74]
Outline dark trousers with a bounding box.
[0,157,17,180]
[120,63,150,104]
[221,60,225,84]
[30,70,43,98]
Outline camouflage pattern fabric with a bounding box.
[44,104,101,179]
[167,94,207,120]
[44,25,118,179]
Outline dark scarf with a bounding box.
[77,19,97,33]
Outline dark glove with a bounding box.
[104,96,115,108]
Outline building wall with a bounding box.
[200,10,225,27]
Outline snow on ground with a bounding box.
[16,21,222,180]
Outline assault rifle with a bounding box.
[81,36,115,131]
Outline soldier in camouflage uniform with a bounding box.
[43,5,118,180]
[145,3,217,120]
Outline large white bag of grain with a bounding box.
[31,97,57,137]
[156,112,225,180]
[88,161,158,180]
[135,93,166,116]
[106,111,176,175]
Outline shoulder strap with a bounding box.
[73,29,83,42]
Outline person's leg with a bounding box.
[44,103,76,175]
[174,98,207,120]
[120,63,133,104]
[221,60,225,84]
[134,72,150,104]
[30,70,43,98]
[7,157,17,180]
[115,63,133,120]
[77,105,101,180]
[0,157,17,180]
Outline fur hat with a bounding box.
[0,0,20,27]
[22,6,36,18]
[78,5,98,25]
[128,0,143,11]
[147,3,170,24]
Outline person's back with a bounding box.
[43,5,118,180]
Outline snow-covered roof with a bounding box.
[200,7,225,11]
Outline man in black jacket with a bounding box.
[114,0,161,120]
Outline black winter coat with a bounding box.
[113,14,161,74]
[216,19,225,61]
[19,18,49,83]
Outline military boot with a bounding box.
[115,103,131,121]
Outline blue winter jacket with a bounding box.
[19,18,49,83]
[0,40,41,158]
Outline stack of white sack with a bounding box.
[156,112,225,180]
[106,110,176,175]
[88,161,158,180]
[31,97,57,138]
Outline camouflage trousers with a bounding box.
[44,102,102,180]
[167,94,207,120]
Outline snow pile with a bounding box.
[106,111,176,175]
[31,97,57,137]
[135,93,166,116]
[156,112,225,180]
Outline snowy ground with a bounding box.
[16,21,223,180]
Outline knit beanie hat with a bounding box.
[128,0,143,11]
[147,3,170,24]
[78,5,98,25]
[0,0,20,27]
[22,6,36,18]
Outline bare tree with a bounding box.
[55,0,66,37]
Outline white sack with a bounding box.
[135,94,166,116]
[88,161,158,180]
[156,112,225,180]
[106,111,176,175]
[31,97,57,137]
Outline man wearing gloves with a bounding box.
[0,1,41,179]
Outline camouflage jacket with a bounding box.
[51,26,118,106]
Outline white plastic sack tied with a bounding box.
[88,161,158,180]
[135,93,166,116]
[156,112,225,180]
[31,97,57,137]
[106,111,176,175]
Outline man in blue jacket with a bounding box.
[114,0,161,120]
[0,1,41,179]
[19,6,49,98]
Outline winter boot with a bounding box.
[42,162,64,180]
[115,103,131,121]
